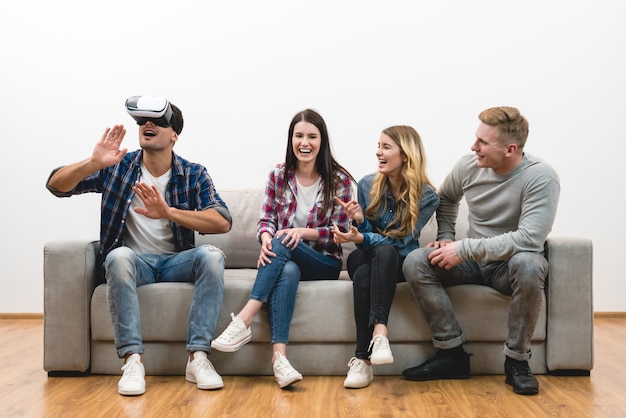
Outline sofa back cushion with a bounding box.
[199,188,469,269]
[196,189,265,268]
[420,200,469,245]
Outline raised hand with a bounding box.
[333,196,364,226]
[93,125,128,169]
[132,181,170,220]
[332,222,362,244]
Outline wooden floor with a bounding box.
[1,317,625,418]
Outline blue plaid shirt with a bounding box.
[47,150,231,262]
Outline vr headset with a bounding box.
[125,96,182,134]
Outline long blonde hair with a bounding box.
[365,126,434,239]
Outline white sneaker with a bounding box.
[185,351,224,390]
[272,352,303,388]
[118,353,145,396]
[369,334,394,365]
[344,357,373,389]
[211,313,252,352]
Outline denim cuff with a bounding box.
[117,345,144,359]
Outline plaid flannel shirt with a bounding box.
[47,150,231,263]
[257,163,354,262]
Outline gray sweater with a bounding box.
[436,153,560,262]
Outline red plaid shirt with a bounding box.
[257,163,354,262]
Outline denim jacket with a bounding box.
[356,173,439,257]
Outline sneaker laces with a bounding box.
[273,353,296,378]
[368,334,390,353]
[221,313,246,342]
[347,357,367,374]
[193,353,214,374]
[121,358,143,383]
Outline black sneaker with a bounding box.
[504,356,539,395]
[402,347,470,381]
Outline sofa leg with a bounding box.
[547,369,591,376]
[47,370,91,377]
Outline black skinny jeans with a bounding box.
[347,245,405,360]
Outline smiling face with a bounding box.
[138,121,177,152]
[470,122,513,174]
[376,132,406,179]
[291,120,321,165]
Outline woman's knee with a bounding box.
[280,261,301,283]
[347,249,368,278]
[270,236,292,254]
[373,244,398,260]
[351,264,371,289]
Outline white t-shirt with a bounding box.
[123,163,177,254]
[293,176,321,228]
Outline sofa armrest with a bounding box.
[43,239,100,374]
[544,235,594,374]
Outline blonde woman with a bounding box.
[333,125,439,389]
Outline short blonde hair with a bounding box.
[479,106,529,149]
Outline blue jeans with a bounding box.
[104,245,225,358]
[348,245,405,359]
[250,237,341,344]
[403,248,548,361]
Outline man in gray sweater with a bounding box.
[401,106,560,395]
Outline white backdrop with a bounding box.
[1,1,624,313]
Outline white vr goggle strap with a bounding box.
[125,96,182,134]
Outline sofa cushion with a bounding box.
[91,279,546,344]
[197,189,266,268]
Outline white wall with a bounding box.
[1,1,624,313]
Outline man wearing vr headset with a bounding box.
[46,96,232,396]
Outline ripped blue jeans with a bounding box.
[104,245,225,358]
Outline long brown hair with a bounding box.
[283,109,354,212]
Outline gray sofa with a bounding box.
[43,188,594,377]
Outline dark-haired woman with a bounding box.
[212,109,355,388]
